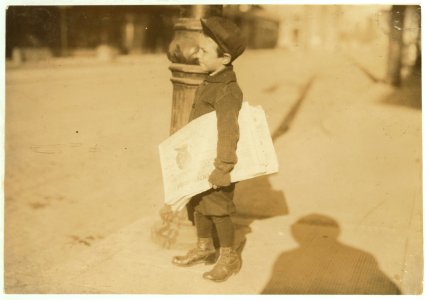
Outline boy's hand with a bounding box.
[208,168,231,189]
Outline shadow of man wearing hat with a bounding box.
[262,214,401,294]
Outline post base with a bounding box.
[151,207,196,250]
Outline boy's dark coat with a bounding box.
[186,66,243,221]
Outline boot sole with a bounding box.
[202,261,241,282]
[172,260,216,267]
[172,254,216,267]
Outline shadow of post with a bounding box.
[272,76,316,141]
[261,214,401,295]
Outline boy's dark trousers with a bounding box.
[186,183,237,248]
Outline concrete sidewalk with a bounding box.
[5,49,423,294]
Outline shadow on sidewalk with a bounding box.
[232,174,288,258]
[348,53,421,110]
[261,213,401,295]
[346,53,385,84]
[227,76,317,263]
[271,76,316,142]
[381,71,422,110]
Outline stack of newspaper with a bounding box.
[159,102,279,211]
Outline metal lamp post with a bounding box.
[151,5,222,249]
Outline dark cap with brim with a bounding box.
[200,16,246,62]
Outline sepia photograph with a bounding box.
[2,1,424,296]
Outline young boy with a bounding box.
[172,16,246,282]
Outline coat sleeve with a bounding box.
[208,86,243,187]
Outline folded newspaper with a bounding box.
[159,102,278,211]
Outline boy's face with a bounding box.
[197,35,225,73]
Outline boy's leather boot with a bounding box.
[172,237,216,267]
[202,247,241,282]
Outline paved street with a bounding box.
[4,48,423,294]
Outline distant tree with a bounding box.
[411,6,421,75]
[386,5,406,86]
[386,5,421,86]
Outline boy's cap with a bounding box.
[200,16,246,62]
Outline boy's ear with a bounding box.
[222,53,232,65]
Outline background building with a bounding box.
[6,5,420,86]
